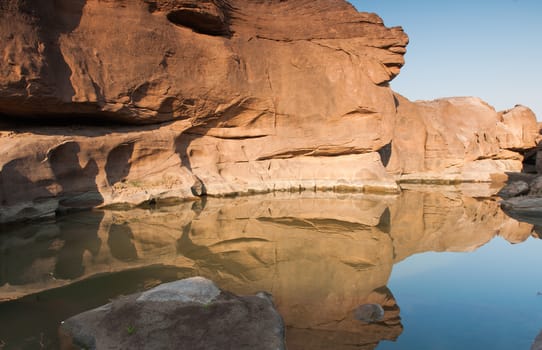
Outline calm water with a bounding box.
[0,189,541,349]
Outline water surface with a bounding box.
[0,189,540,349]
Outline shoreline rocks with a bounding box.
[499,175,542,227]
[59,277,285,350]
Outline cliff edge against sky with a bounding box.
[0,0,538,222]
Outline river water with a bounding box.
[1,188,541,349]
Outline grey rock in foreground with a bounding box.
[59,277,285,350]
[353,303,385,323]
[498,180,530,199]
[501,196,542,226]
[499,175,542,227]
[529,176,542,196]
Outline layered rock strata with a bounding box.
[387,95,539,184]
[0,0,539,223]
[0,0,411,222]
[0,0,408,123]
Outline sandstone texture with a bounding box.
[0,0,407,123]
[0,0,411,222]
[59,277,285,350]
[387,95,539,184]
[0,0,539,223]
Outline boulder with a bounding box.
[499,176,542,226]
[529,176,542,196]
[496,105,539,150]
[532,329,542,350]
[59,277,285,350]
[501,196,542,226]
[498,180,530,199]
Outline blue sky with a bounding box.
[350,0,542,119]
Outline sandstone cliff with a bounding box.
[387,95,539,183]
[1,0,407,124]
[0,0,539,222]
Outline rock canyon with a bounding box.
[0,0,539,223]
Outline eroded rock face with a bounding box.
[0,122,196,222]
[0,0,407,125]
[0,0,539,223]
[387,95,538,183]
[0,120,401,223]
[0,0,412,221]
[496,105,540,150]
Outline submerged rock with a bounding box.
[529,176,542,196]
[59,277,285,350]
[353,303,385,323]
[500,176,542,226]
[498,180,530,199]
[532,329,542,350]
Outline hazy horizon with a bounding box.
[352,0,542,120]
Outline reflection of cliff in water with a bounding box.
[0,189,535,348]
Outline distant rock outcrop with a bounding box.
[388,95,538,183]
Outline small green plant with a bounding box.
[128,180,143,188]
[126,325,136,335]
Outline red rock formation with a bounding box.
[0,0,410,222]
[387,95,538,183]
[0,0,539,222]
[0,0,407,124]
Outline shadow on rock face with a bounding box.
[105,142,135,187]
[147,0,233,37]
[17,0,87,100]
[0,159,54,219]
[48,141,104,209]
